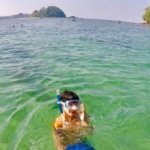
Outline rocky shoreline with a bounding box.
[139,23,150,26]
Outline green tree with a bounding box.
[30,10,39,17]
[143,7,150,24]
[39,7,46,17]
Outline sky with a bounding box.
[0,0,150,23]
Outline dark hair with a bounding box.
[60,91,79,102]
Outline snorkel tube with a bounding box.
[56,90,63,114]
[56,90,67,124]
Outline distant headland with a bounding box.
[0,13,29,20]
[0,6,66,20]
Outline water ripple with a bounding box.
[0,18,150,150]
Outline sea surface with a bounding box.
[0,18,150,150]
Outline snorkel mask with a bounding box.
[61,100,81,110]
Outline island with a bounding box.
[0,6,66,20]
[30,6,66,18]
[68,16,78,18]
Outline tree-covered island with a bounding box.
[30,6,66,18]
[0,6,66,20]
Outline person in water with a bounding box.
[53,90,93,150]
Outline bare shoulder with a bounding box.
[53,116,63,130]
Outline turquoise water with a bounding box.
[0,18,150,150]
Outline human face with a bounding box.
[61,100,81,116]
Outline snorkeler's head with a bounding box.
[60,91,80,114]
[60,91,79,102]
